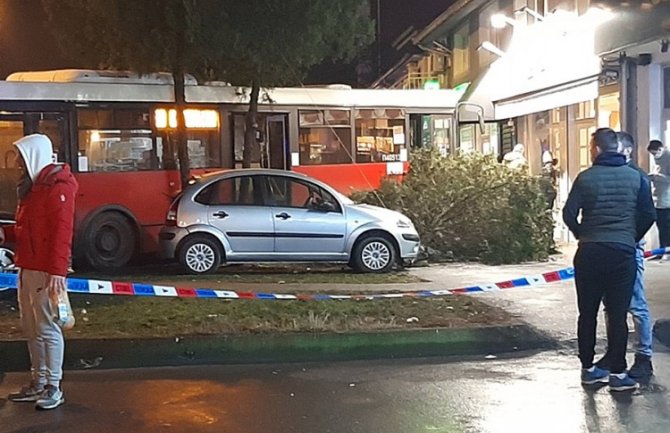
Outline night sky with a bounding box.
[0,0,453,86]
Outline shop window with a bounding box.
[298,109,352,165]
[355,109,406,163]
[526,0,547,20]
[576,100,595,120]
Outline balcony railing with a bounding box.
[390,72,448,90]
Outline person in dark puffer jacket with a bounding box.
[0,134,78,410]
[563,127,656,392]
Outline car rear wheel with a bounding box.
[351,235,396,273]
[179,235,223,275]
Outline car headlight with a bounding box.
[396,219,413,229]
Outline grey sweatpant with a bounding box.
[18,269,64,388]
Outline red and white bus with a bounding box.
[0,69,463,270]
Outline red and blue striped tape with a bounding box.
[0,247,667,301]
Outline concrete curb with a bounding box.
[0,324,556,372]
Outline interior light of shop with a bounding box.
[491,13,516,29]
[184,109,219,128]
[479,41,505,57]
[90,131,101,142]
[423,79,440,90]
[453,82,470,93]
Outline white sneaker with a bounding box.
[35,385,65,410]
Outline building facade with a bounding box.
[373,0,670,244]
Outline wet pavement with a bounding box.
[1,349,670,433]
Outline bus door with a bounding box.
[0,111,71,219]
[265,114,289,170]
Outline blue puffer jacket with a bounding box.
[562,152,656,247]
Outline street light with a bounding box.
[491,13,516,29]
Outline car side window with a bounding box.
[195,176,263,206]
[266,176,341,212]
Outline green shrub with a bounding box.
[350,150,555,264]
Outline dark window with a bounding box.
[195,176,264,206]
[265,176,341,212]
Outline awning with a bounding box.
[458,9,611,121]
[494,75,599,119]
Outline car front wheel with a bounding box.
[178,235,223,274]
[351,236,396,273]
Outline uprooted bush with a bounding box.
[351,150,555,264]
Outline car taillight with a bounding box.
[165,195,181,226]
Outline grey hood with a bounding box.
[14,134,54,181]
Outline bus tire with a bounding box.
[83,212,137,271]
[178,235,223,275]
[350,234,396,274]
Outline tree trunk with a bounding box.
[174,0,190,189]
[243,79,261,169]
[174,70,189,189]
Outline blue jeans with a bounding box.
[630,247,653,358]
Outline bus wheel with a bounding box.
[84,212,136,271]
[178,235,222,275]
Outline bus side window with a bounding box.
[77,108,157,172]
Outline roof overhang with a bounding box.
[460,9,608,120]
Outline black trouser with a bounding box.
[657,208,670,249]
[574,243,636,374]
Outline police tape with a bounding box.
[0,247,668,301]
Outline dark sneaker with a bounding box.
[35,385,65,410]
[581,366,610,385]
[8,383,45,403]
[609,374,639,392]
[628,355,653,380]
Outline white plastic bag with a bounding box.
[51,290,75,330]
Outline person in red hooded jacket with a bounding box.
[0,133,78,410]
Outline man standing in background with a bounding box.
[594,132,654,380]
[647,140,670,260]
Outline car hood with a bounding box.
[345,203,412,225]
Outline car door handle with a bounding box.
[212,211,229,219]
[275,212,291,220]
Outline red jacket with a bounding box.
[5,164,78,276]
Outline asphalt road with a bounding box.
[2,349,670,433]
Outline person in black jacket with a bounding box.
[563,127,656,392]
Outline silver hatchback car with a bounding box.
[159,169,420,274]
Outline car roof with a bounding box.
[193,168,333,191]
